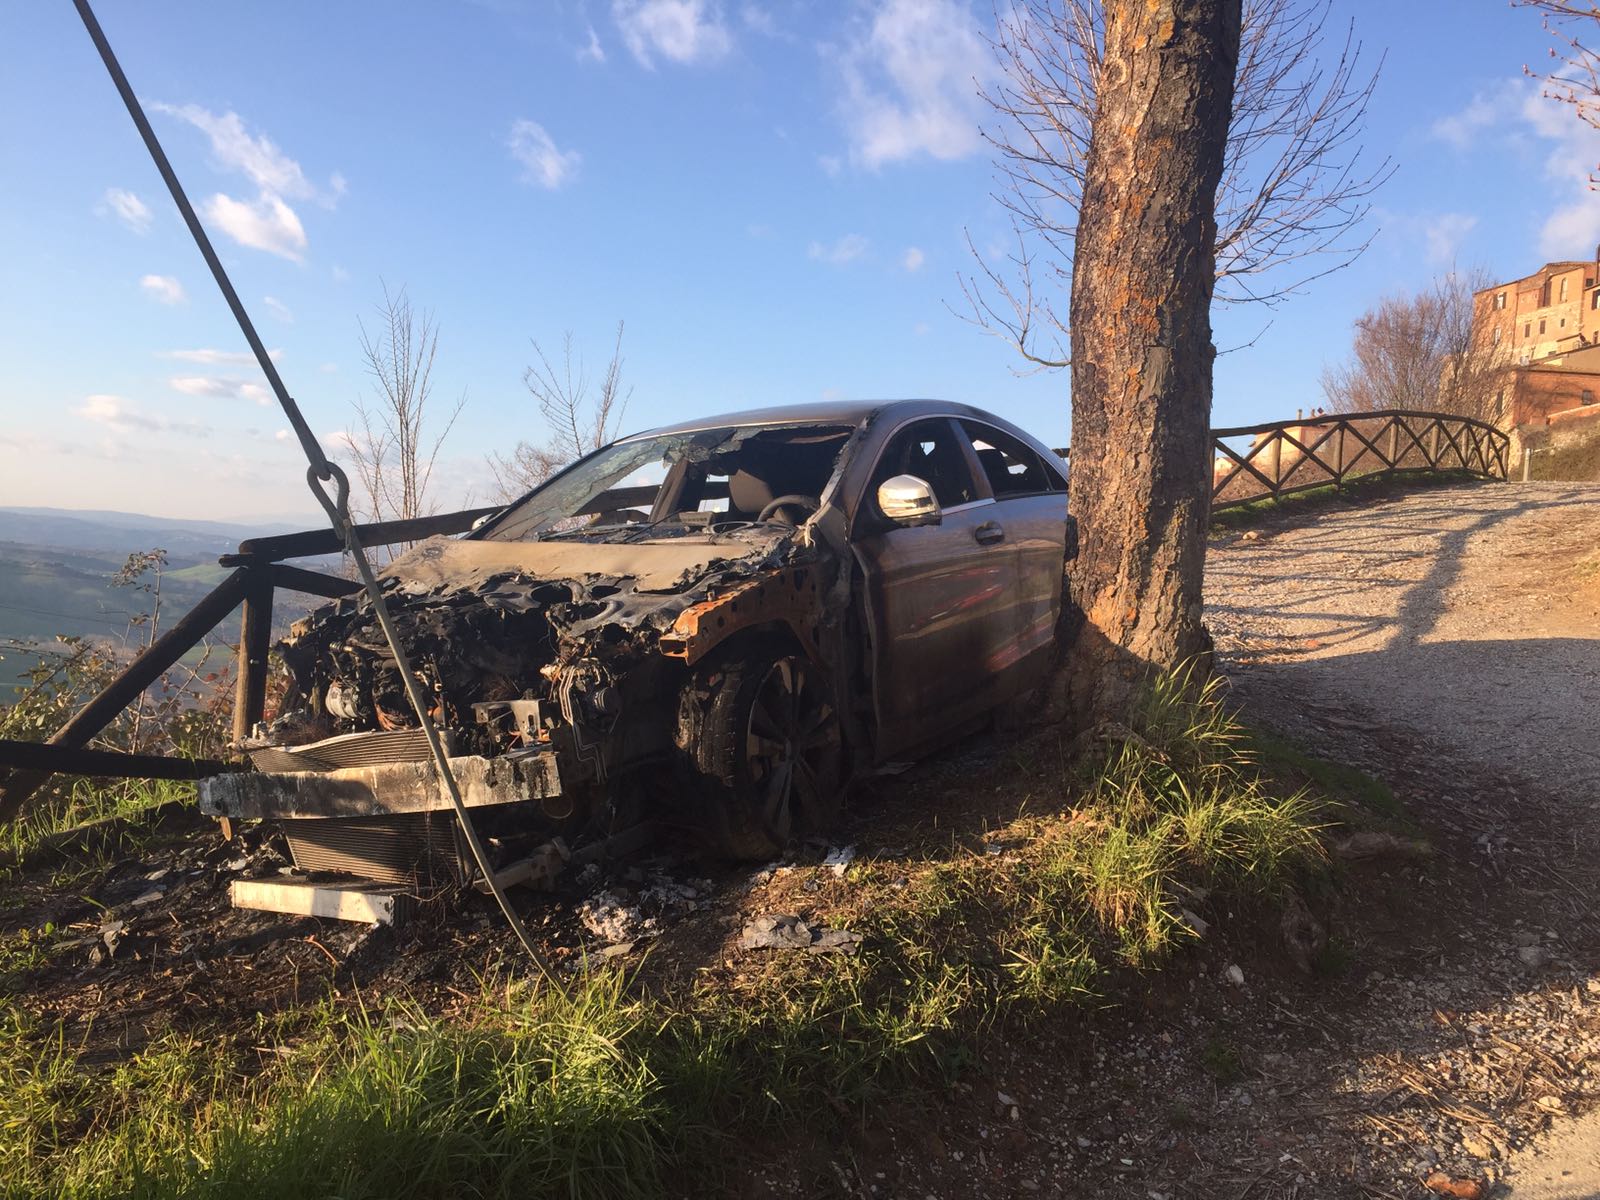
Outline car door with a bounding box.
[957,419,1071,697]
[850,416,1024,760]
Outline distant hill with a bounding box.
[0,507,304,561]
[0,507,321,692]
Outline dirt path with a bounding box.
[1206,481,1600,1199]
[1208,481,1600,797]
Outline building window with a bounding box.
[1542,278,1553,306]
[1561,277,1569,302]
[1561,318,1567,327]
[1495,389,1505,416]
[1526,323,1533,337]
[1493,327,1502,346]
[1585,390,1596,406]
[1496,292,1507,309]
[1540,319,1547,334]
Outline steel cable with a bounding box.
[71,0,553,980]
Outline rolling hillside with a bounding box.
[0,507,318,691]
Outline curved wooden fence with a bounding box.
[1209,409,1511,508]
[1052,409,1512,508]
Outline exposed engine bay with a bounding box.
[202,422,862,882]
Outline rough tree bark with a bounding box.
[1064,0,1242,721]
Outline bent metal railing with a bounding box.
[1208,409,1511,509]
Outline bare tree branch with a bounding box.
[345,282,465,526]
[1321,267,1511,423]
[488,321,633,502]
[963,0,1391,365]
[1518,1,1600,127]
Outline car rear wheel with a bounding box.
[686,651,844,860]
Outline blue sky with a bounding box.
[2,0,1596,522]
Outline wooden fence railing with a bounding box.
[1051,410,1511,508]
[1208,409,1511,508]
[0,505,500,822]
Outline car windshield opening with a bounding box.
[481,424,855,541]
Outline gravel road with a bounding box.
[1209,481,1600,798]
[1208,481,1600,1198]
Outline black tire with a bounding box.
[684,651,845,860]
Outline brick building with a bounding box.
[1473,257,1600,428]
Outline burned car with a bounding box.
[201,400,1077,883]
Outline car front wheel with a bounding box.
[682,650,844,860]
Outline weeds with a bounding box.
[1,666,1338,1199]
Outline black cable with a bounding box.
[71,0,552,979]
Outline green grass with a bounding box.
[1210,469,1479,530]
[0,667,1337,1199]
[0,777,193,866]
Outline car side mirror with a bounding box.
[877,474,941,527]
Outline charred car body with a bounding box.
[200,400,1077,883]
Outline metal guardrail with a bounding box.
[1209,409,1511,508]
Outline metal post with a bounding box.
[232,569,275,744]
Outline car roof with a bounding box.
[618,398,1015,441]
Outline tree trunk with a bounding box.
[1063,0,1241,721]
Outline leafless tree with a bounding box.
[345,283,465,524]
[1518,1,1600,126]
[963,0,1390,369]
[488,322,631,501]
[1321,268,1509,423]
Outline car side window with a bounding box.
[870,419,978,511]
[960,420,1054,498]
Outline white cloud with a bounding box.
[902,245,925,271]
[101,188,153,234]
[76,393,209,436]
[808,233,869,265]
[200,192,307,261]
[154,103,320,200]
[832,0,988,168]
[1426,82,1600,262]
[509,120,582,189]
[140,274,187,305]
[161,347,279,366]
[263,296,295,323]
[1520,87,1600,259]
[1431,93,1499,151]
[612,0,732,68]
[578,24,606,63]
[169,375,271,405]
[741,4,780,37]
[78,394,131,424]
[153,103,338,260]
[818,154,843,177]
[1423,213,1478,265]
